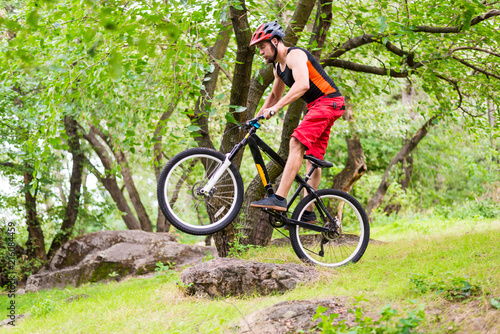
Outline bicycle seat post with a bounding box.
[304,164,319,183]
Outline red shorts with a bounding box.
[291,96,345,160]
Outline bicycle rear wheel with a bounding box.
[157,147,244,235]
[289,189,369,267]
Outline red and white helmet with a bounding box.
[249,21,285,46]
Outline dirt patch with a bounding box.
[426,298,500,333]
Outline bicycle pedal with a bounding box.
[263,208,287,213]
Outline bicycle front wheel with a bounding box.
[289,189,369,267]
[157,147,244,235]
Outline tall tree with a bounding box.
[47,116,85,257]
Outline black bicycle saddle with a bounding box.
[304,155,334,168]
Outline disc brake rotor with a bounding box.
[322,216,341,240]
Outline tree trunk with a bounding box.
[214,0,316,253]
[366,115,439,219]
[90,125,153,231]
[245,0,316,118]
[400,155,413,191]
[240,99,305,246]
[81,125,141,230]
[92,164,141,230]
[115,150,153,231]
[219,4,254,162]
[89,124,153,231]
[239,0,324,246]
[308,0,332,60]
[24,167,47,262]
[47,116,85,258]
[153,94,185,232]
[153,111,173,232]
[214,2,254,257]
[331,102,367,193]
[184,21,232,244]
[191,20,232,151]
[186,21,232,241]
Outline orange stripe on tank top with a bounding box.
[307,61,336,95]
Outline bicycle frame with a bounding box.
[202,120,337,233]
[234,131,317,212]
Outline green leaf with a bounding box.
[378,16,389,33]
[49,137,61,147]
[491,298,500,309]
[27,9,39,28]
[462,9,474,31]
[225,113,238,124]
[108,51,122,79]
[187,125,201,132]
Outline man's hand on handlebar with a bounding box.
[245,109,276,128]
[262,107,277,120]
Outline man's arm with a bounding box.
[262,49,310,119]
[256,69,286,118]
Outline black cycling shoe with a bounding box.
[250,195,287,212]
[284,210,317,230]
[301,210,317,223]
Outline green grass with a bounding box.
[1,218,499,333]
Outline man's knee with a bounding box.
[290,136,305,151]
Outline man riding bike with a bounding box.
[249,21,345,222]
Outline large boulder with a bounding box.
[180,258,319,297]
[26,230,215,292]
[235,298,354,334]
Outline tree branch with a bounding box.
[451,55,500,80]
[435,74,463,110]
[414,9,500,33]
[325,34,376,59]
[322,59,413,77]
[194,43,233,83]
[0,162,16,168]
[450,46,500,58]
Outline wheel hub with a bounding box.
[322,217,341,240]
[192,181,214,200]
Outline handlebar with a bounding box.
[244,111,275,130]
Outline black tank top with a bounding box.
[276,47,341,104]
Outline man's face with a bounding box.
[256,40,275,64]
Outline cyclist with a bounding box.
[249,21,345,221]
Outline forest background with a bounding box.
[0,0,499,280]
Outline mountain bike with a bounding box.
[157,115,370,267]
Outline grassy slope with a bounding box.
[1,218,499,333]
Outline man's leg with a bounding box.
[305,160,321,211]
[276,136,306,198]
[250,137,306,211]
